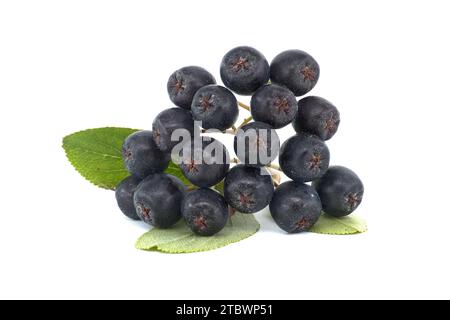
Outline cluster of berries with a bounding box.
[116,46,364,236]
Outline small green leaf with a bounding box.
[309,214,368,235]
[213,180,225,194]
[164,161,192,186]
[136,213,260,253]
[63,127,138,190]
[63,127,193,190]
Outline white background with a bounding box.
[1,0,449,300]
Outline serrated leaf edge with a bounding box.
[62,127,138,190]
[135,218,261,254]
[309,215,368,235]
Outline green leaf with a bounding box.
[213,180,225,194]
[136,213,260,253]
[63,127,193,190]
[63,127,138,190]
[309,214,368,235]
[164,161,192,187]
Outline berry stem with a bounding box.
[267,163,281,171]
[237,116,253,129]
[231,158,282,187]
[238,101,251,111]
[226,207,236,227]
[267,167,282,186]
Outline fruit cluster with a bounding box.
[116,46,364,236]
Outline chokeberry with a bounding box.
[250,84,298,129]
[293,96,340,140]
[313,166,364,217]
[279,133,330,182]
[133,173,187,228]
[167,66,216,109]
[122,130,170,178]
[177,137,230,188]
[270,49,320,96]
[224,165,274,214]
[233,121,280,167]
[220,46,269,95]
[191,85,239,131]
[115,175,142,220]
[269,181,322,233]
[182,188,229,236]
[152,108,196,153]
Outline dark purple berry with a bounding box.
[233,121,280,167]
[270,50,320,96]
[313,166,364,217]
[167,66,216,109]
[182,188,229,236]
[133,173,187,228]
[224,165,274,214]
[115,176,142,220]
[191,85,239,131]
[220,46,269,95]
[279,133,330,182]
[250,84,297,129]
[293,96,340,140]
[152,108,196,153]
[122,130,170,178]
[270,181,322,233]
[177,137,230,188]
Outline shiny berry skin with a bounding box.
[279,133,330,182]
[233,121,280,167]
[313,166,364,217]
[250,84,298,129]
[224,165,274,214]
[191,85,239,131]
[115,176,142,220]
[293,96,340,140]
[220,46,269,95]
[269,181,322,233]
[122,130,170,178]
[270,49,320,96]
[133,173,187,228]
[167,66,216,109]
[182,188,229,236]
[152,108,196,153]
[178,137,230,188]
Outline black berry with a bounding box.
[270,181,322,233]
[177,137,230,188]
[133,173,187,228]
[250,84,298,129]
[220,46,269,95]
[122,130,170,178]
[293,96,340,140]
[279,133,330,182]
[233,121,280,167]
[270,49,320,96]
[152,108,196,153]
[167,66,216,109]
[182,188,229,236]
[224,165,274,214]
[115,176,142,220]
[313,166,364,217]
[191,85,239,131]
